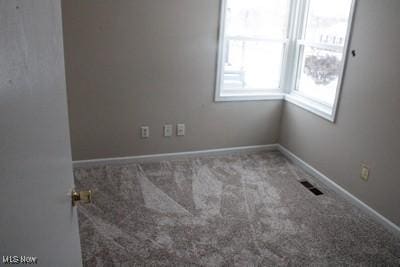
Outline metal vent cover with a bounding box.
[300,180,323,196]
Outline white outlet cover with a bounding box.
[140,126,149,138]
[176,124,185,136]
[360,164,370,181]
[164,125,173,137]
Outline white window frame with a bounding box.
[215,0,357,123]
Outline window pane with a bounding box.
[223,40,284,91]
[305,0,353,46]
[297,46,343,105]
[225,0,290,39]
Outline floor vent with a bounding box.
[300,180,324,196]
[300,181,314,189]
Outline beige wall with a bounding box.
[63,0,400,225]
[280,0,400,225]
[62,0,283,160]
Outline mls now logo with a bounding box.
[2,256,38,264]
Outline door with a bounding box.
[0,0,82,266]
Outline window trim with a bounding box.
[214,0,291,102]
[288,0,358,122]
[214,0,228,101]
[214,0,358,123]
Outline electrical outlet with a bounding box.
[360,164,370,181]
[176,123,185,136]
[140,126,149,139]
[163,124,173,137]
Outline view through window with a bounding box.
[296,0,354,106]
[221,0,290,94]
[216,0,355,119]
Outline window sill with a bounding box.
[214,92,337,123]
[284,93,336,122]
[215,92,285,102]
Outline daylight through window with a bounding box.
[216,0,355,120]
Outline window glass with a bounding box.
[304,0,353,45]
[226,0,290,39]
[220,0,290,94]
[223,41,284,91]
[296,0,353,105]
[216,0,355,119]
[297,46,343,105]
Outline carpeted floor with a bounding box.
[74,151,400,266]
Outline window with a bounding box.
[215,0,356,121]
[215,0,291,99]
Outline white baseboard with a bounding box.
[277,144,400,238]
[73,144,279,168]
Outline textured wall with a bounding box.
[280,0,400,226]
[62,0,283,160]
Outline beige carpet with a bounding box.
[74,151,400,266]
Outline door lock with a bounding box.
[71,190,92,206]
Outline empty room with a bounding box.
[1,0,400,266]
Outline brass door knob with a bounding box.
[72,190,92,206]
